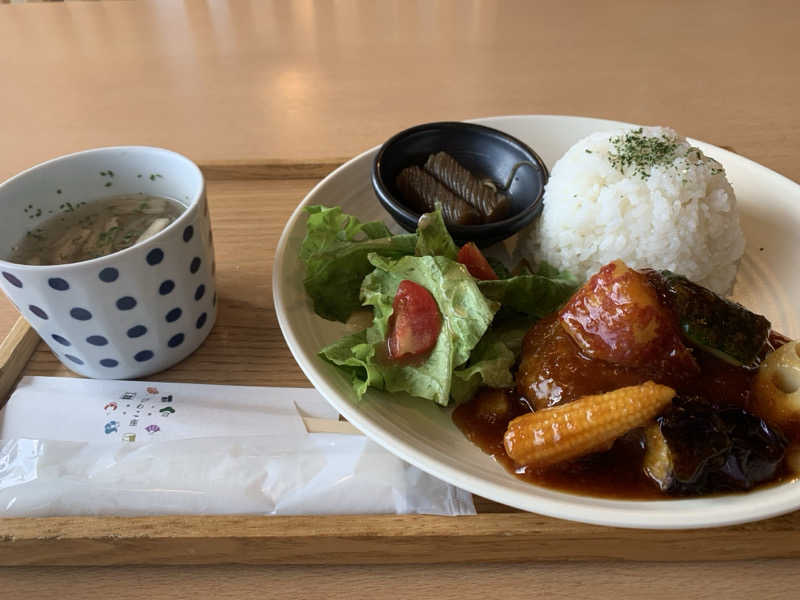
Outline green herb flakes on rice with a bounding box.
[520,126,744,296]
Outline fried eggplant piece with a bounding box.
[648,270,771,369]
[643,396,787,494]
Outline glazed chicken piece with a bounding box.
[558,259,697,371]
[517,260,697,410]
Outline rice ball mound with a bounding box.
[522,126,744,296]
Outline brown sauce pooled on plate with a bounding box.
[516,316,759,413]
[452,316,799,500]
[453,388,660,499]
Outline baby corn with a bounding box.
[504,381,675,468]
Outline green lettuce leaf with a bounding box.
[486,256,512,280]
[319,252,499,406]
[309,205,582,406]
[450,340,515,404]
[316,330,384,398]
[414,207,458,260]
[477,317,536,358]
[449,260,576,403]
[300,205,416,322]
[530,261,567,279]
[300,205,393,260]
[478,264,580,318]
[450,317,536,403]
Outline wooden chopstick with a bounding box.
[302,416,361,435]
[0,316,40,407]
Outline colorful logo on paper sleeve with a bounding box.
[104,420,119,434]
[104,402,118,413]
[145,424,160,434]
[159,406,175,417]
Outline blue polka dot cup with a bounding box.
[0,147,217,379]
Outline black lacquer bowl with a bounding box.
[371,121,548,247]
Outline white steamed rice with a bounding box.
[520,126,744,296]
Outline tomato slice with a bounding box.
[457,242,498,280]
[387,280,442,360]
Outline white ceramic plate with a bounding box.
[274,115,800,529]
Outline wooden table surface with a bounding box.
[1,0,800,597]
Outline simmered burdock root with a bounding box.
[423,151,511,223]
[504,381,675,468]
[395,166,481,226]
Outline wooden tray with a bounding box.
[1,162,800,566]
